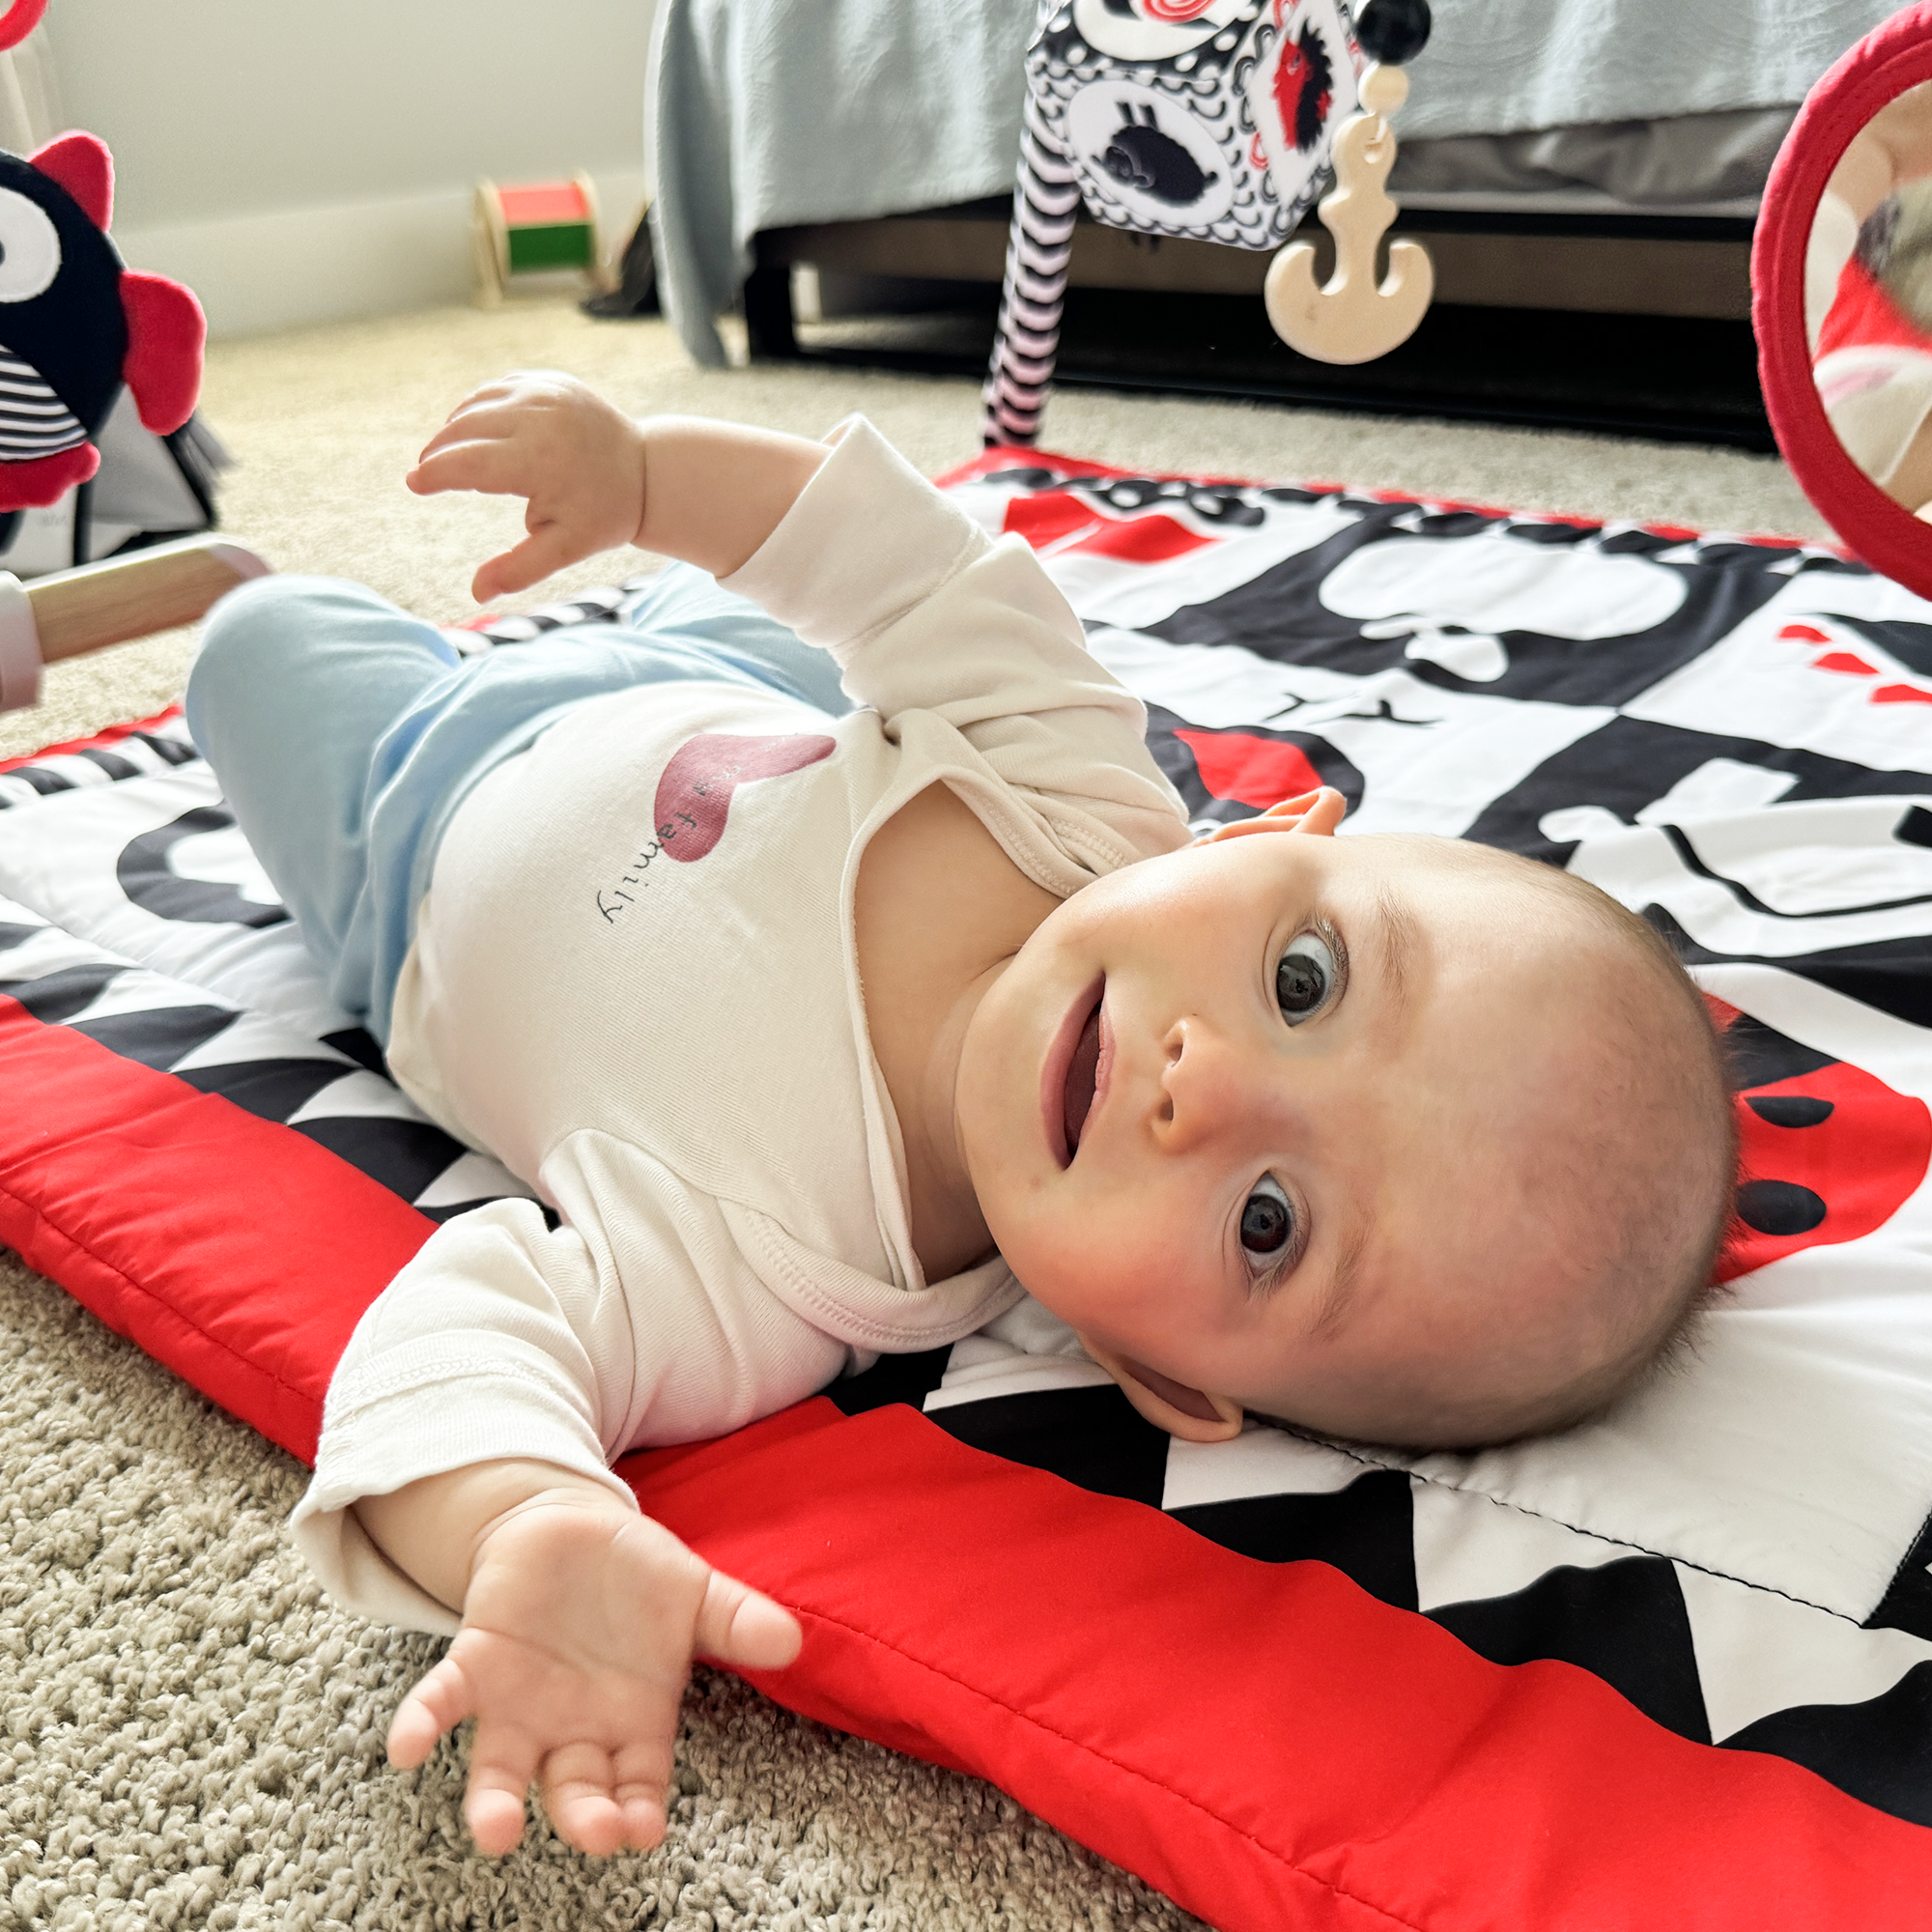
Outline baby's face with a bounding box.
[954,814,1623,1442]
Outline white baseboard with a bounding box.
[113,171,649,341]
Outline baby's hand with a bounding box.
[384,1498,802,1857]
[406,371,649,604]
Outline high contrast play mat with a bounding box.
[7,449,1932,1928]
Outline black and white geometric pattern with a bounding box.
[11,468,1932,1829]
[833,1310,1932,1831]
[0,713,202,811]
[0,731,538,1228]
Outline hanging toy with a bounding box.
[0,131,205,511]
[1264,0,1433,366]
[0,0,47,52]
[981,0,1364,447]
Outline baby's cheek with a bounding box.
[990,1203,1100,1315]
[1035,1213,1199,1349]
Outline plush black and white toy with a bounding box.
[0,131,205,510]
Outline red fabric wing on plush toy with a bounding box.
[0,1,47,53]
[0,130,204,510]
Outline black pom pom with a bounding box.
[1355,0,1431,65]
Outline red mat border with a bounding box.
[636,1403,1932,1932]
[0,700,186,777]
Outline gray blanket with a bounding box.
[649,0,1897,366]
[650,0,1037,365]
[1400,0,1898,140]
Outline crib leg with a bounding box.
[744,257,799,358]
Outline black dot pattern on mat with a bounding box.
[1747,1094,1834,1128]
[1736,1178,1829,1236]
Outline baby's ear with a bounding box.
[1193,786,1345,845]
[1080,1340,1244,1443]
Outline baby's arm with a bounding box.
[355,1458,799,1858]
[297,1168,849,1860]
[404,371,829,601]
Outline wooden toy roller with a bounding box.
[472,176,612,308]
[0,535,272,713]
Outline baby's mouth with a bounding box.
[1063,985,1112,1163]
[1063,999,1102,1160]
[1042,976,1106,1170]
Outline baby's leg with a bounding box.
[186,576,466,1039]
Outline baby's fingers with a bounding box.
[472,524,580,603]
[543,1740,670,1857]
[387,1655,481,1769]
[406,436,524,500]
[464,1730,546,1858]
[693,1569,803,1671]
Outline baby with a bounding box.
[187,372,1736,1861]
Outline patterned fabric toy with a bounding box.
[0,132,205,510]
[982,0,1363,444]
[982,0,1435,445]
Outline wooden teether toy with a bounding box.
[1264,0,1434,366]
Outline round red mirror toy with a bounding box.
[1756,1,1932,596]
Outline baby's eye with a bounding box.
[1240,1176,1293,1269]
[1276,930,1338,1024]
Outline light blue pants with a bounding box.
[185,566,849,1045]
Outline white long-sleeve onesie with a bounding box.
[290,420,1192,1632]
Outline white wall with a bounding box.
[43,0,657,336]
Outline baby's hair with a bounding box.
[1500,854,1738,1426]
[1266,838,1741,1453]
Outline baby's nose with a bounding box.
[1154,1017,1256,1150]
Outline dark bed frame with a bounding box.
[742,197,1769,450]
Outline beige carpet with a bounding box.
[1,298,1829,1929]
